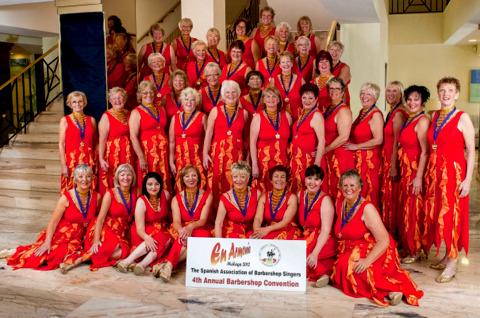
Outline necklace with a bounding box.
[74,188,90,219]
[279,41,289,53]
[208,47,220,64]
[153,72,165,98]
[208,85,221,106]
[316,74,331,91]
[280,73,293,101]
[184,187,199,218]
[298,55,310,74]
[232,187,249,217]
[181,35,191,54]
[353,105,376,129]
[432,105,456,149]
[304,190,321,222]
[73,112,86,145]
[224,104,237,135]
[153,42,163,53]
[227,62,242,79]
[148,195,159,212]
[324,101,343,120]
[141,103,159,122]
[260,25,272,38]
[118,187,132,214]
[181,110,196,138]
[269,189,286,221]
[249,90,262,111]
[266,56,278,77]
[384,101,402,126]
[112,108,128,124]
[399,110,424,138]
[341,196,361,228]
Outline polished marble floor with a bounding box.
[1,175,480,318]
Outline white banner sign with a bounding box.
[186,237,306,291]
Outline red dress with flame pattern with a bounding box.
[139,42,172,79]
[272,73,303,121]
[332,200,423,306]
[298,191,338,281]
[221,62,249,95]
[295,55,315,83]
[7,191,98,270]
[261,191,301,239]
[175,37,197,71]
[240,92,263,117]
[424,111,469,259]
[164,93,183,122]
[173,111,206,192]
[253,27,276,57]
[135,105,172,193]
[166,190,212,268]
[99,111,135,195]
[351,109,383,210]
[220,188,258,238]
[61,116,97,194]
[252,111,290,193]
[256,58,281,88]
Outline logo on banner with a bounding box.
[258,244,281,267]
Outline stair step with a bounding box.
[46,100,65,113]
[12,133,59,145]
[0,172,59,192]
[0,157,60,176]
[26,122,59,134]
[34,111,64,123]
[0,188,60,211]
[0,144,60,160]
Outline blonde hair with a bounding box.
[231,160,251,176]
[180,87,202,108]
[136,81,156,103]
[108,87,127,101]
[360,82,381,101]
[114,164,136,188]
[66,91,87,108]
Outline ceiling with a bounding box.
[0,0,52,5]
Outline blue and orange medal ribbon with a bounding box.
[184,189,199,218]
[269,189,286,221]
[117,187,132,215]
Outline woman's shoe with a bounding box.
[59,263,74,274]
[402,253,422,264]
[159,262,173,283]
[0,248,11,259]
[435,266,456,283]
[116,261,129,273]
[315,275,329,288]
[388,292,403,306]
[430,256,447,270]
[133,264,145,276]
[152,262,166,278]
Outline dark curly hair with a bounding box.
[405,85,430,105]
[305,165,324,181]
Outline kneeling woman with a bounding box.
[250,165,300,239]
[332,169,423,306]
[215,161,261,238]
[2,164,100,270]
[116,172,172,275]
[298,165,337,287]
[156,165,213,282]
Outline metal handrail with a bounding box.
[390,0,450,14]
[137,0,181,43]
[225,0,260,47]
[325,20,338,48]
[0,43,61,148]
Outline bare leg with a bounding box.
[109,244,122,260]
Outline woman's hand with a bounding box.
[306,253,319,269]
[353,258,371,273]
[89,241,102,254]
[34,241,51,257]
[170,159,177,175]
[61,164,69,178]
[252,163,259,179]
[251,227,269,239]
[410,177,422,196]
[144,236,158,252]
[100,159,109,173]
[179,224,194,241]
[390,164,400,182]
[343,142,357,151]
[203,154,212,170]
[139,157,148,173]
[459,179,471,198]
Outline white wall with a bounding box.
[0,1,58,36]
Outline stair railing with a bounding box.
[226,0,260,47]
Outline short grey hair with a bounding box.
[360,82,381,102]
[220,80,241,100]
[204,62,221,77]
[147,53,165,68]
[180,87,201,108]
[73,163,93,184]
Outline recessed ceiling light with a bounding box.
[468,39,478,42]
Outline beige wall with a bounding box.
[103,0,135,35]
[0,2,58,35]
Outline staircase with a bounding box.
[0,98,63,214]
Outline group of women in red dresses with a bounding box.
[1,7,475,307]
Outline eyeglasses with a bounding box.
[206,74,220,77]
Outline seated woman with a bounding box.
[331,169,424,306]
[215,161,261,238]
[59,164,138,273]
[297,165,337,287]
[116,172,172,276]
[2,164,100,270]
[155,165,213,282]
[251,165,300,240]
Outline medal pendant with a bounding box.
[157,126,161,130]
[338,232,342,238]
[269,78,272,83]
[275,133,280,139]
[227,130,232,136]
[80,142,84,147]
[295,135,298,139]
[182,133,186,138]
[157,93,162,98]
[432,144,437,150]
[196,81,201,86]
[285,97,289,103]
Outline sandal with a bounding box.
[152,262,166,278]
[388,292,403,306]
[59,263,74,275]
[0,248,11,259]
[159,262,173,283]
[315,275,329,288]
[116,261,129,273]
[133,264,145,276]
[430,256,448,270]
[435,266,457,283]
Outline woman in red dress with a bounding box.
[255,36,281,88]
[294,36,315,83]
[230,18,261,69]
[129,81,172,193]
[295,16,323,57]
[323,78,354,201]
[59,91,97,194]
[122,53,138,111]
[116,172,172,275]
[221,40,252,96]
[205,27,227,70]
[381,81,407,240]
[3,164,100,271]
[143,53,171,106]
[106,45,124,90]
[169,88,207,192]
[171,18,197,71]
[137,23,175,79]
[98,87,135,196]
[215,161,261,238]
[250,87,292,192]
[424,77,475,283]
[311,50,334,113]
[397,85,430,264]
[59,164,138,273]
[251,165,300,240]
[332,169,424,306]
[186,41,209,90]
[200,63,222,114]
[297,165,337,287]
[156,165,213,282]
[203,80,249,205]
[239,71,264,117]
[344,83,383,210]
[271,51,304,121]
[162,70,188,121]
[252,6,276,57]
[328,41,351,106]
[275,22,295,55]
[289,83,324,193]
